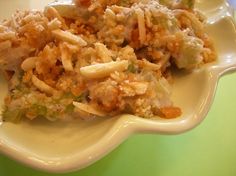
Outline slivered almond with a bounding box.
[95,42,112,62]
[21,57,38,71]
[32,75,58,95]
[80,60,128,79]
[59,42,73,71]
[52,29,87,46]
[135,8,146,44]
[48,18,62,30]
[44,6,67,29]
[137,59,161,70]
[73,102,106,117]
[0,32,16,41]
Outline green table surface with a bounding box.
[1,72,236,175]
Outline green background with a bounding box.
[1,72,236,175]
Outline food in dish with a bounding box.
[0,0,216,122]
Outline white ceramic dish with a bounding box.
[0,0,236,173]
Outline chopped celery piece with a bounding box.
[74,91,89,102]
[14,83,30,95]
[31,104,47,116]
[127,63,137,73]
[61,92,74,99]
[60,91,89,102]
[65,103,75,113]
[2,108,24,123]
